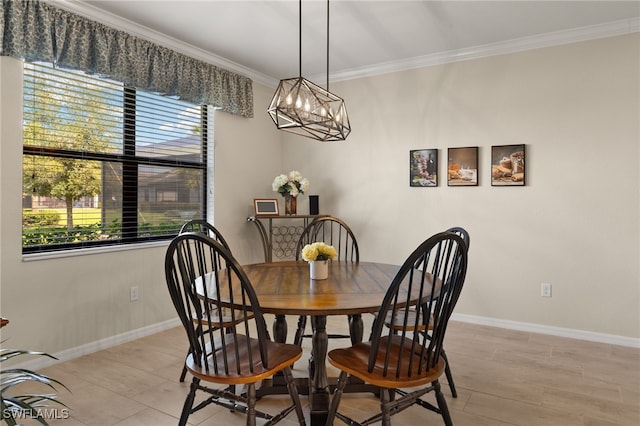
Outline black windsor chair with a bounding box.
[293,216,360,346]
[176,219,253,383]
[325,231,469,426]
[165,232,306,426]
[384,226,470,398]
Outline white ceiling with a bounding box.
[65,1,639,85]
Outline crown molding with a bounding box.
[324,17,640,83]
[45,2,638,89]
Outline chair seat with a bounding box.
[384,309,433,332]
[191,310,253,327]
[186,334,302,385]
[327,335,445,389]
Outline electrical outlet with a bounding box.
[130,286,139,302]
[541,283,552,297]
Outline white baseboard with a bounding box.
[13,314,639,371]
[14,318,181,371]
[452,313,640,348]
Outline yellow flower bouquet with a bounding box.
[301,242,337,262]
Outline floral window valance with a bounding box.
[0,0,253,117]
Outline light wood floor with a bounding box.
[12,316,640,425]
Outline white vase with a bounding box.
[309,260,328,280]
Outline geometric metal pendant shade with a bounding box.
[267,0,350,142]
[267,76,351,142]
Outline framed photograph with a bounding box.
[491,144,525,186]
[447,147,478,186]
[253,198,279,216]
[410,149,438,187]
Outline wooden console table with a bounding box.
[247,214,328,262]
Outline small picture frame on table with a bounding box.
[447,147,478,186]
[410,149,438,187]
[491,144,525,186]
[253,198,279,216]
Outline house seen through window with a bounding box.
[22,62,208,254]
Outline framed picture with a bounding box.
[253,198,279,216]
[491,144,525,186]
[410,149,438,187]
[447,147,478,186]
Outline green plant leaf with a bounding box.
[1,345,68,426]
[1,348,57,363]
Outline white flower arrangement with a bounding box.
[301,242,338,262]
[272,170,310,197]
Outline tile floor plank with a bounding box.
[12,319,638,426]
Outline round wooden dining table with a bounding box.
[239,260,402,425]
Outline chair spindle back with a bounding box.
[369,231,468,378]
[296,216,359,262]
[165,233,271,376]
[179,219,231,248]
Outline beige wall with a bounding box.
[1,33,638,360]
[0,57,282,355]
[211,83,286,263]
[283,34,640,341]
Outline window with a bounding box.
[22,62,207,254]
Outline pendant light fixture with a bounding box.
[268,0,351,141]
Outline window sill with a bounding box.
[21,240,170,262]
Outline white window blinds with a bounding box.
[22,62,207,253]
